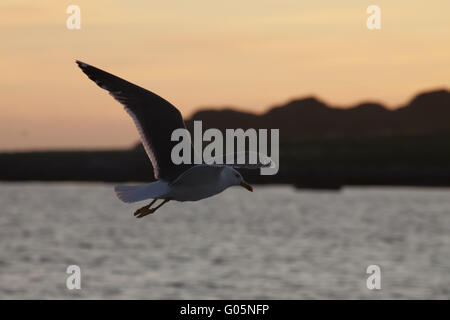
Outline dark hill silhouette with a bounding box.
[2,88,450,188]
[185,89,450,139]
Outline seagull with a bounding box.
[76,60,272,218]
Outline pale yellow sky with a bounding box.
[0,0,449,150]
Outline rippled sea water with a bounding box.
[0,183,449,299]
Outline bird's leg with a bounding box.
[136,198,171,218]
[134,198,157,217]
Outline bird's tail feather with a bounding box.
[114,181,169,203]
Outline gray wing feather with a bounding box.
[76,60,193,181]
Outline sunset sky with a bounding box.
[1,0,449,150]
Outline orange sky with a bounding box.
[1,0,449,150]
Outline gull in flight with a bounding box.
[76,60,272,218]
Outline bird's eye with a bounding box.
[235,174,239,178]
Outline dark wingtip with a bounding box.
[75,60,88,69]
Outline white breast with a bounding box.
[168,165,230,202]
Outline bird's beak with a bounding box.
[240,181,253,192]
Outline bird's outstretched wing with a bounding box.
[76,60,193,181]
[204,151,275,169]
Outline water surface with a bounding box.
[0,183,448,299]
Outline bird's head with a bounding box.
[222,166,253,192]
